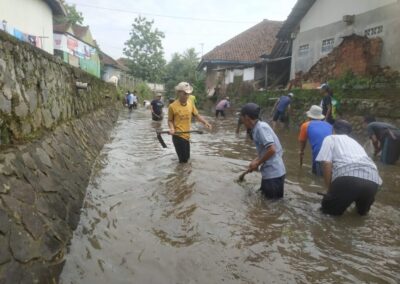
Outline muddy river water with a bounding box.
[60,108,400,284]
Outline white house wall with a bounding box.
[291,0,400,78]
[0,0,54,54]
[299,0,397,33]
[225,70,234,84]
[102,66,121,82]
[243,67,255,81]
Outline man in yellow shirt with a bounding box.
[168,82,211,163]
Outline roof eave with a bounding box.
[45,0,67,16]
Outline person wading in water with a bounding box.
[150,94,164,121]
[316,120,382,216]
[240,103,286,199]
[168,82,211,163]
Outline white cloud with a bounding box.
[67,0,297,61]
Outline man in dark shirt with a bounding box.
[319,83,335,124]
[150,94,164,121]
[364,115,400,164]
[272,93,293,130]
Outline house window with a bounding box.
[365,25,383,37]
[298,44,309,56]
[321,38,334,53]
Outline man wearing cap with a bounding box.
[298,105,333,176]
[363,116,400,164]
[271,93,294,130]
[241,103,286,199]
[318,83,336,124]
[316,120,382,216]
[168,82,212,163]
[215,96,231,118]
[150,94,164,121]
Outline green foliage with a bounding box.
[164,48,205,100]
[123,16,166,82]
[328,70,400,90]
[55,1,84,25]
[328,70,370,90]
[135,81,154,101]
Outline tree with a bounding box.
[123,16,166,82]
[55,1,84,25]
[164,48,205,98]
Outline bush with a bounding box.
[135,81,154,101]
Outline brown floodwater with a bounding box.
[60,108,400,284]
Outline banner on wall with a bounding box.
[1,19,43,49]
[54,33,96,59]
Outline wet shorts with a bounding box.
[272,110,287,122]
[172,135,190,163]
[381,131,400,164]
[321,176,379,216]
[260,175,285,199]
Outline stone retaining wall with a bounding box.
[0,30,120,145]
[0,107,118,283]
[0,29,121,282]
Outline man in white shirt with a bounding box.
[316,120,382,216]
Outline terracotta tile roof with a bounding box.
[72,25,89,39]
[53,23,70,34]
[53,23,88,40]
[201,20,283,64]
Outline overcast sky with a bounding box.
[66,0,297,61]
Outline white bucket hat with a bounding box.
[288,93,294,98]
[306,105,325,120]
[175,82,193,94]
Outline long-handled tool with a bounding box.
[156,130,204,148]
[237,169,250,182]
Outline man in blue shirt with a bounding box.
[299,105,333,176]
[272,93,293,130]
[241,103,286,199]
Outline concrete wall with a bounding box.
[291,0,400,78]
[0,30,119,145]
[0,29,120,281]
[300,0,397,32]
[0,0,54,54]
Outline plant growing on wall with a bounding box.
[123,16,166,83]
[55,1,85,25]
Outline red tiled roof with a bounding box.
[53,23,70,34]
[72,25,89,39]
[202,20,283,63]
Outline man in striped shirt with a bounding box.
[316,120,382,216]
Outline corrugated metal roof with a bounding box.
[276,0,316,39]
[44,0,66,16]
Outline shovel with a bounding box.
[156,130,204,148]
[237,169,250,182]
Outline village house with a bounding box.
[197,20,282,95]
[0,0,66,54]
[53,23,101,78]
[277,0,400,81]
[99,51,136,91]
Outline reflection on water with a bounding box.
[60,109,400,284]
